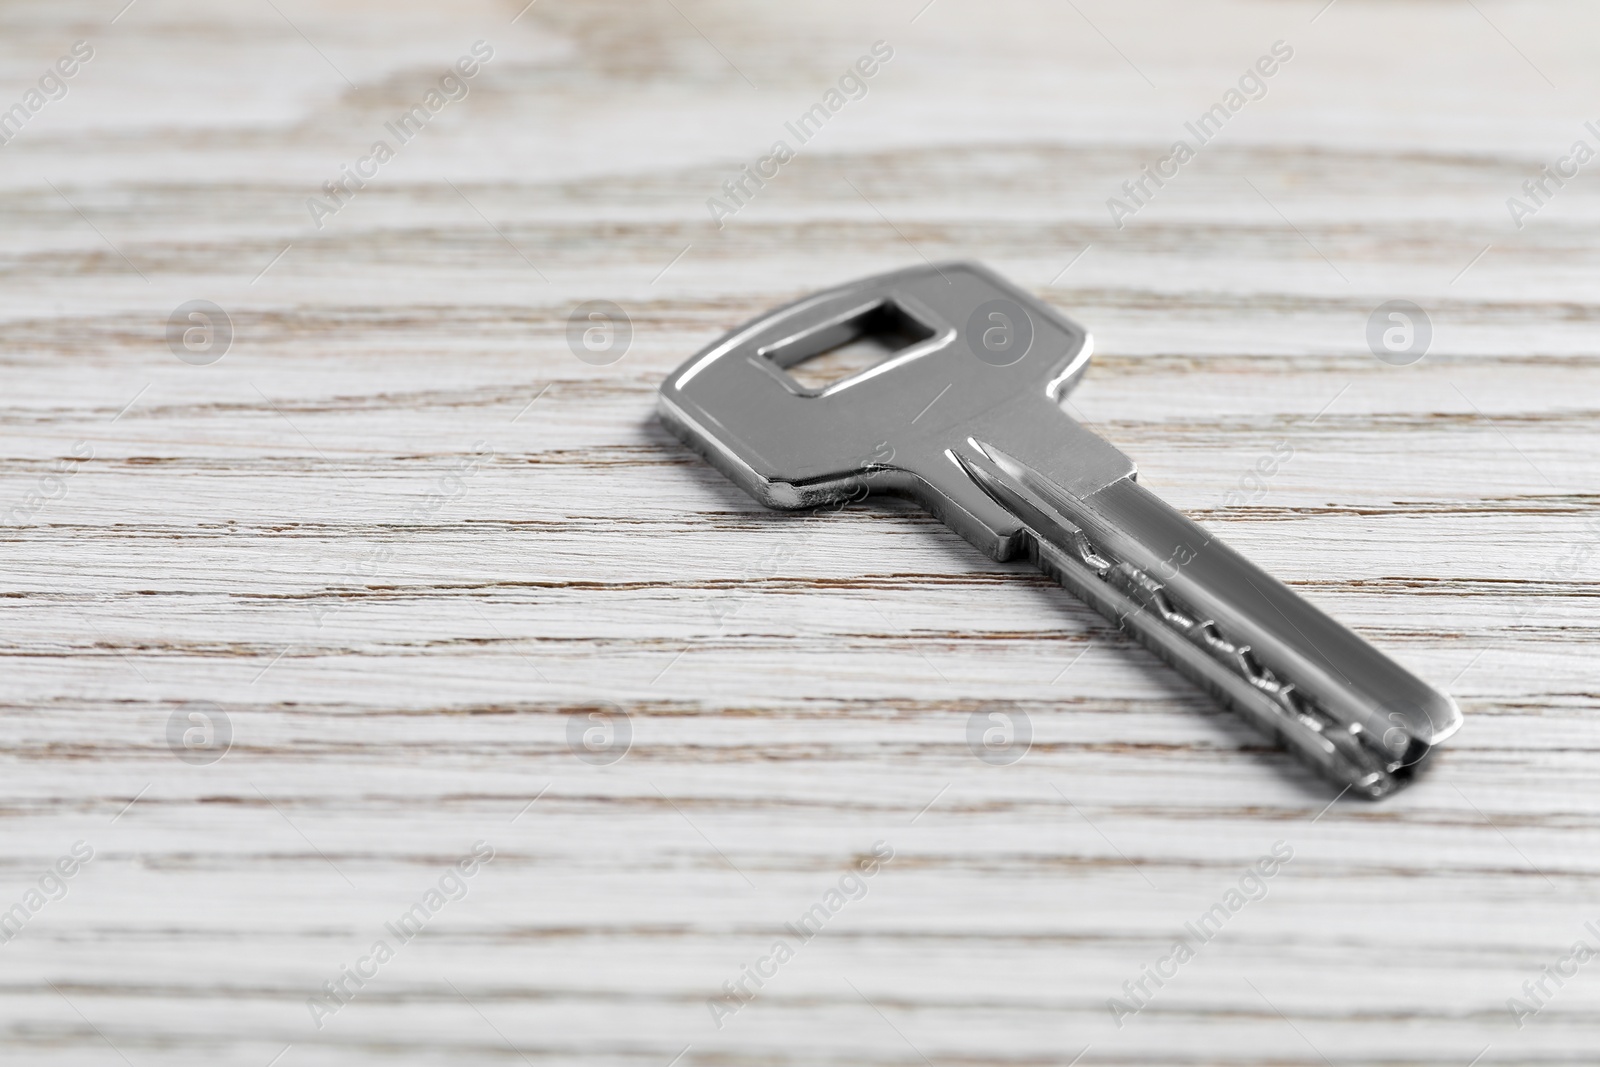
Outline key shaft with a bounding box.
[954,438,1458,798]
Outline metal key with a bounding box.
[658,262,1461,797]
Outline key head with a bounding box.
[658,262,1135,557]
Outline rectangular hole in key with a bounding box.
[760,301,936,391]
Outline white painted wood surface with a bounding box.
[2,1,1598,1063]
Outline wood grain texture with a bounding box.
[2,0,1599,1064]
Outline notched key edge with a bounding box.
[951,443,1437,799]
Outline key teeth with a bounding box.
[1071,530,1112,575]
[1221,641,1265,685]
[1114,565,1269,685]
[1108,558,1410,798]
[1107,563,1187,628]
[953,436,1426,800]
[1234,645,1266,683]
[1273,684,1405,796]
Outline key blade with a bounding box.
[955,439,1461,798]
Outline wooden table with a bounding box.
[3,1,1597,1063]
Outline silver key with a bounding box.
[658,262,1461,798]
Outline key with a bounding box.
[658,262,1461,797]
